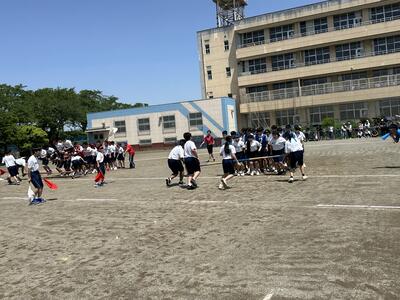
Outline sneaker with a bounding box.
[302,175,308,181]
[256,171,260,176]
[191,180,198,188]
[187,185,196,190]
[166,178,171,187]
[178,181,184,185]
[218,183,225,190]
[250,171,255,176]
[288,177,294,183]
[221,178,229,189]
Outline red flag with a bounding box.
[0,169,5,176]
[44,178,58,190]
[94,172,104,183]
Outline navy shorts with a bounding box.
[117,153,124,161]
[98,162,106,176]
[289,150,304,169]
[236,152,245,161]
[31,171,44,189]
[222,159,235,175]
[168,159,184,175]
[184,157,201,175]
[8,166,18,177]
[207,145,213,154]
[272,149,285,163]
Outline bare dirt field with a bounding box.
[0,138,399,300]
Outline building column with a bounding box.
[334,104,341,122]
[269,111,276,126]
[368,100,380,118]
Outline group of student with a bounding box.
[166,125,308,190]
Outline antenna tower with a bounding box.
[213,0,247,27]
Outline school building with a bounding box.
[198,0,400,128]
[86,97,237,148]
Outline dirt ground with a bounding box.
[0,138,399,300]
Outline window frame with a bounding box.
[137,118,150,136]
[162,115,176,133]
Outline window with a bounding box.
[114,120,126,136]
[300,21,307,36]
[189,112,203,129]
[248,57,267,74]
[370,3,400,23]
[271,53,295,71]
[335,42,363,61]
[272,81,296,99]
[224,40,229,51]
[373,69,389,77]
[314,17,328,33]
[340,72,367,81]
[269,24,294,42]
[340,102,368,120]
[309,106,334,124]
[333,11,362,30]
[207,66,212,80]
[139,139,152,146]
[275,109,299,126]
[138,118,150,134]
[246,85,268,94]
[204,40,210,54]
[304,47,330,66]
[250,112,270,128]
[242,30,265,46]
[162,115,176,133]
[374,35,400,55]
[380,99,400,116]
[302,77,328,86]
[273,81,294,90]
[207,91,214,99]
[226,67,231,77]
[164,137,177,144]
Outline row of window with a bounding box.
[206,66,231,80]
[250,100,400,126]
[110,113,204,136]
[204,39,229,55]
[240,35,400,74]
[245,67,400,94]
[238,3,400,47]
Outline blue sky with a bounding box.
[0,0,321,105]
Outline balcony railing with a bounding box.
[241,74,400,104]
[237,15,400,49]
[239,48,400,76]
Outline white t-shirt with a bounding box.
[285,137,304,153]
[295,131,306,142]
[96,152,104,163]
[232,140,245,153]
[168,146,184,160]
[104,146,110,156]
[269,136,286,151]
[220,144,236,160]
[248,140,261,153]
[27,155,40,172]
[2,155,16,167]
[91,147,98,156]
[40,149,47,158]
[109,145,116,154]
[48,147,55,155]
[15,158,26,167]
[56,142,64,151]
[83,146,93,157]
[184,141,197,158]
[71,155,82,162]
[118,147,124,154]
[64,140,73,149]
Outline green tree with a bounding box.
[14,125,49,155]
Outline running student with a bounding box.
[285,133,308,183]
[200,130,215,162]
[1,150,20,185]
[95,147,106,187]
[219,136,239,190]
[166,139,185,187]
[27,148,45,205]
[183,132,201,190]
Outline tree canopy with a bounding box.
[0,84,145,151]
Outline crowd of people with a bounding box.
[166,125,308,190]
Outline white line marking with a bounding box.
[316,204,400,210]
[263,292,274,300]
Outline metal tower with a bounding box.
[213,0,247,27]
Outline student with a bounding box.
[269,131,287,175]
[15,157,27,177]
[116,143,125,169]
[166,139,185,186]
[125,144,136,169]
[200,130,215,162]
[246,134,261,176]
[71,152,85,178]
[285,133,308,183]
[95,147,106,187]
[27,148,45,205]
[232,134,246,176]
[109,141,117,170]
[1,151,20,185]
[40,148,52,175]
[219,136,239,190]
[183,132,201,190]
